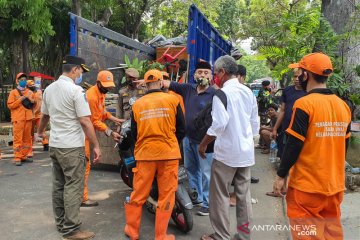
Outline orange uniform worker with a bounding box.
[124,69,185,240]
[82,70,123,207]
[27,80,49,151]
[7,73,35,166]
[273,53,352,239]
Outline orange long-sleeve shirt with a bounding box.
[33,90,43,119]
[7,88,34,122]
[86,85,112,132]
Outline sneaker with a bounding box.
[192,201,203,207]
[62,230,95,240]
[197,207,209,216]
[81,200,99,207]
[26,157,33,163]
[251,177,259,183]
[15,161,22,166]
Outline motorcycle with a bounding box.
[118,98,196,233]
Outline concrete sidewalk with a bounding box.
[0,143,359,239]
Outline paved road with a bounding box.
[0,143,358,240]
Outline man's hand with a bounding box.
[92,146,101,164]
[271,129,277,139]
[111,131,121,142]
[111,117,125,125]
[273,175,287,196]
[133,79,145,88]
[198,143,207,159]
[25,91,33,98]
[34,132,44,142]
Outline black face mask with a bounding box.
[126,78,135,88]
[97,84,109,94]
[29,87,36,92]
[298,71,308,92]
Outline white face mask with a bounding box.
[75,73,83,85]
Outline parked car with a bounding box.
[249,83,263,97]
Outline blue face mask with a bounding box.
[19,80,27,88]
[75,73,83,85]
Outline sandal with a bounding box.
[261,149,270,154]
[255,144,265,149]
[266,191,286,197]
[201,233,216,240]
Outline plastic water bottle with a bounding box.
[124,196,130,205]
[269,140,277,163]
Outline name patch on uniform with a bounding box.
[314,121,348,137]
[139,108,170,121]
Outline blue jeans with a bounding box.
[183,137,213,208]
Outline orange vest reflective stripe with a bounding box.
[132,91,181,161]
[286,93,351,196]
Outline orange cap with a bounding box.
[16,72,27,83]
[27,80,35,87]
[288,52,333,76]
[144,69,163,83]
[97,70,115,87]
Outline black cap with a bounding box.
[195,61,212,71]
[62,55,90,72]
[262,80,270,86]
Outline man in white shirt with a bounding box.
[199,55,259,240]
[37,55,101,240]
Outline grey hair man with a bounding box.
[199,55,259,240]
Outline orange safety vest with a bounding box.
[7,88,34,122]
[132,91,181,161]
[169,90,185,116]
[286,92,351,196]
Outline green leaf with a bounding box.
[124,55,131,67]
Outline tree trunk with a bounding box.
[321,0,355,34]
[10,36,23,85]
[22,33,29,74]
[321,0,360,84]
[72,0,81,16]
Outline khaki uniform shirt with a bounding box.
[119,86,145,119]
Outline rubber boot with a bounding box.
[155,209,175,240]
[124,204,142,240]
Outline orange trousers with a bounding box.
[83,138,91,202]
[125,160,179,239]
[13,120,33,161]
[27,118,49,158]
[130,160,179,210]
[286,187,344,240]
[34,118,49,145]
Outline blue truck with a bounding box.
[68,4,231,166]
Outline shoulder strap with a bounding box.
[16,88,23,96]
[214,89,227,110]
